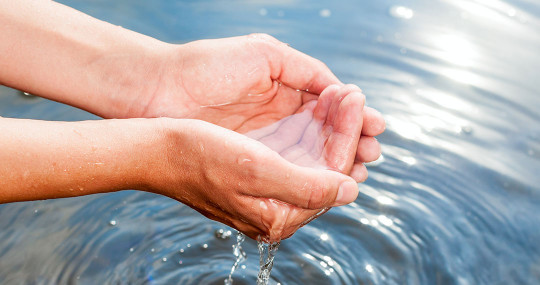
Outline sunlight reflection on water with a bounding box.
[0,0,539,284]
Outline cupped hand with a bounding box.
[246,84,380,181]
[140,34,385,163]
[152,118,359,242]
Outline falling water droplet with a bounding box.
[256,237,281,285]
[215,228,233,240]
[225,232,247,285]
[237,154,252,165]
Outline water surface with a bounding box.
[1,0,539,284]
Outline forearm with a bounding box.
[0,0,172,118]
[0,117,161,203]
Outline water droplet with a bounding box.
[259,8,267,16]
[202,244,208,249]
[186,244,191,248]
[151,248,155,252]
[215,229,233,240]
[507,8,516,17]
[226,232,247,285]
[178,260,183,265]
[237,154,252,165]
[319,9,331,18]
[108,220,117,226]
[198,141,205,152]
[129,247,134,252]
[257,238,281,285]
[162,257,167,262]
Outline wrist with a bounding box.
[141,118,193,198]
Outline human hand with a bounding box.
[149,118,360,242]
[138,34,385,167]
[246,84,379,181]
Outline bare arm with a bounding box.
[0,116,358,241]
[0,117,158,202]
[0,0,169,118]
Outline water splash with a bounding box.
[224,232,247,285]
[256,237,281,285]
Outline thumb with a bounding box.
[257,158,359,209]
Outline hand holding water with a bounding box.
[247,84,382,182]
[151,85,374,241]
[0,1,385,242]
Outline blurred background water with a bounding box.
[1,0,539,284]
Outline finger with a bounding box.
[350,163,368,182]
[313,85,339,121]
[266,40,343,94]
[356,136,382,163]
[280,88,337,163]
[325,84,362,127]
[323,91,365,173]
[281,86,339,163]
[362,106,386,136]
[251,158,359,209]
[279,207,330,239]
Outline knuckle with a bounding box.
[307,183,330,209]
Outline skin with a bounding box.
[0,0,385,241]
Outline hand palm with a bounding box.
[144,34,334,132]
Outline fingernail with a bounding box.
[335,181,359,206]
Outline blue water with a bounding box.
[1,0,539,284]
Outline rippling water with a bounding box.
[1,0,539,284]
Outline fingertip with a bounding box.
[351,163,368,183]
[362,107,386,136]
[356,136,382,163]
[333,179,359,206]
